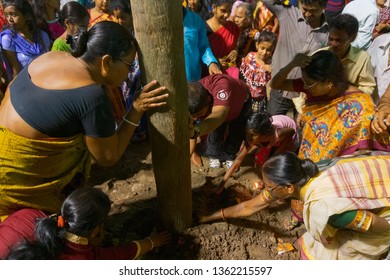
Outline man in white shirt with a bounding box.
[368,33,390,98]
[342,0,379,50]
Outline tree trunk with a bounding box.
[130,1,192,232]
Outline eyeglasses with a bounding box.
[303,80,319,90]
[118,59,136,71]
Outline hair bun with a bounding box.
[300,159,319,178]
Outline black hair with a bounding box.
[2,0,37,32]
[2,0,49,49]
[188,82,210,115]
[303,50,349,92]
[6,188,111,260]
[299,0,328,8]
[110,0,131,14]
[262,152,319,188]
[246,112,274,138]
[329,13,359,38]
[28,0,52,39]
[211,0,233,7]
[71,21,135,63]
[255,30,277,46]
[59,1,90,27]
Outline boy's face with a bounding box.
[191,95,213,121]
[113,8,133,30]
[328,28,355,58]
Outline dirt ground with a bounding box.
[88,140,304,260]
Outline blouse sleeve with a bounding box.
[328,210,374,232]
[1,32,15,51]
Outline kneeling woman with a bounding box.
[0,21,168,221]
[3,188,170,259]
[200,152,390,260]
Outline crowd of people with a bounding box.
[0,0,389,260]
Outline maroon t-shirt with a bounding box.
[0,208,46,259]
[199,74,249,122]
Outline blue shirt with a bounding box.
[183,8,218,81]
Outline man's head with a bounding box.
[234,2,253,30]
[188,82,213,120]
[328,14,358,58]
[298,0,327,27]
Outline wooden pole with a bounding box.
[130,0,192,232]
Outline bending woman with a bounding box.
[200,151,390,260]
[270,50,390,163]
[3,188,170,259]
[0,21,168,221]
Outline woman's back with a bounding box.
[0,51,110,139]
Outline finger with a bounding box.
[141,87,167,98]
[375,114,388,131]
[142,80,159,92]
[371,119,383,134]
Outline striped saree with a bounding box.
[299,153,390,259]
[0,126,91,221]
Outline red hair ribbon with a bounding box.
[57,215,66,228]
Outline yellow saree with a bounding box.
[0,126,91,221]
[299,153,390,260]
[298,92,390,162]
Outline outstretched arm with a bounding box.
[199,192,270,223]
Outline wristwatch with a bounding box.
[191,124,201,139]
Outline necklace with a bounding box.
[63,231,89,245]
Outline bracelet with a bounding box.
[123,117,139,127]
[221,208,226,221]
[377,103,390,111]
[260,189,273,203]
[146,237,154,250]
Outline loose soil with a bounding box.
[88,141,304,260]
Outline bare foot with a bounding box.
[191,152,203,167]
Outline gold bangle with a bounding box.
[260,189,273,203]
[221,208,226,221]
[123,117,139,127]
[146,237,154,250]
